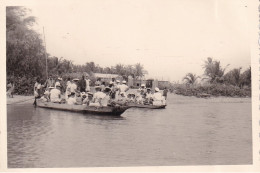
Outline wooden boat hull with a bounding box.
[127,102,166,109]
[36,100,129,116]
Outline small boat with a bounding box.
[127,102,166,109]
[36,100,129,116]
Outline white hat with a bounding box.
[109,81,113,84]
[73,78,79,81]
[116,80,120,83]
[55,83,61,87]
[48,87,54,89]
[155,87,159,92]
[81,92,86,96]
[141,84,145,87]
[122,80,126,84]
[58,77,62,80]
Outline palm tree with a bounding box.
[115,64,125,76]
[203,57,229,83]
[183,73,200,85]
[134,63,147,79]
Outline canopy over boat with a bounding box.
[36,100,129,116]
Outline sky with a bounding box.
[29,0,250,82]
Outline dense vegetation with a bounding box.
[6,7,147,95]
[174,57,251,97]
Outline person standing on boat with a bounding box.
[113,80,120,100]
[85,74,91,92]
[33,77,42,106]
[163,87,168,99]
[50,84,62,103]
[34,77,40,96]
[71,78,79,93]
[108,81,116,99]
[78,75,86,92]
[65,77,72,100]
[118,80,129,94]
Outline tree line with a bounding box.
[6,7,147,94]
[183,57,251,88]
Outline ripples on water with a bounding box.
[7,94,252,168]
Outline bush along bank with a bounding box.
[172,84,251,97]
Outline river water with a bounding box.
[7,94,252,168]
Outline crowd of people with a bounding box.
[33,74,168,107]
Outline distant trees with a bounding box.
[240,67,251,87]
[70,62,148,80]
[178,58,251,97]
[203,57,229,83]
[183,57,251,89]
[48,57,73,75]
[183,73,200,85]
[224,67,251,87]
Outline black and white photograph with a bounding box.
[2,0,258,170]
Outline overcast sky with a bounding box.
[29,0,250,82]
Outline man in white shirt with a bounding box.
[65,78,72,100]
[152,87,164,106]
[85,75,91,92]
[71,79,79,93]
[91,86,106,106]
[118,80,129,94]
[50,85,61,103]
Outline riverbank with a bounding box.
[172,83,251,97]
[7,95,34,105]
